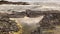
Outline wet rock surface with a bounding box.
[31,13,60,34]
[0,5,60,34]
[0,14,20,34]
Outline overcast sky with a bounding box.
[2,0,60,2]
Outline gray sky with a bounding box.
[3,0,60,2]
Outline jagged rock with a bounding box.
[0,14,20,34]
[31,13,60,34]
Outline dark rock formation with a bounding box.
[26,9,60,18]
[0,13,20,34]
[0,1,30,5]
[31,13,60,34]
